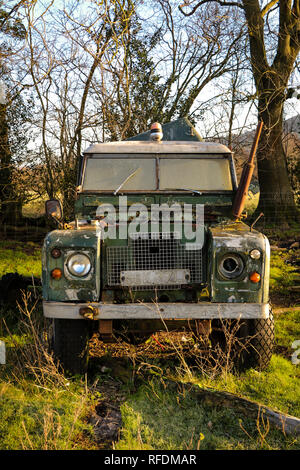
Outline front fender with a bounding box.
[208,222,270,304]
[42,228,101,302]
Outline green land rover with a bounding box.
[42,121,274,374]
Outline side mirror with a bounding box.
[45,199,63,222]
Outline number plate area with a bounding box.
[120,269,190,287]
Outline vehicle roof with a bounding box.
[83,141,231,155]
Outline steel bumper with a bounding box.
[43,301,270,320]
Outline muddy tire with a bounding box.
[52,319,90,374]
[235,311,275,371]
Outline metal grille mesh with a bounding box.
[106,232,204,290]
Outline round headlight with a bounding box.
[218,253,244,279]
[67,253,91,277]
[250,249,261,260]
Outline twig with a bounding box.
[151,334,165,350]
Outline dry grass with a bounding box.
[0,292,95,450]
[3,292,66,390]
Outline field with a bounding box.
[0,237,299,452]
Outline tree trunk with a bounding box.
[192,386,300,436]
[0,103,14,224]
[241,0,300,225]
[178,0,300,227]
[255,91,299,224]
[0,103,23,225]
[165,378,300,436]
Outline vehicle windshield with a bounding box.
[82,154,233,191]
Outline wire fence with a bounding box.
[244,194,300,231]
[0,219,49,243]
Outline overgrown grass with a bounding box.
[270,250,299,294]
[0,379,94,450]
[112,307,300,450]
[191,353,300,417]
[115,365,299,450]
[0,235,299,450]
[0,296,96,450]
[0,241,42,278]
[275,308,300,351]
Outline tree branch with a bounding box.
[178,0,243,17]
[261,0,279,17]
[0,0,25,29]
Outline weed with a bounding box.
[3,292,66,390]
[0,293,95,450]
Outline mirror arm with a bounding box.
[51,215,64,228]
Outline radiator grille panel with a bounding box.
[106,233,204,290]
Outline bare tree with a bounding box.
[100,0,245,140]
[0,0,28,224]
[21,0,135,216]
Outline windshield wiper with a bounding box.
[164,188,202,196]
[114,168,141,195]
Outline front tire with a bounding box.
[52,319,90,374]
[210,310,275,372]
[236,311,275,371]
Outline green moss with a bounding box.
[275,309,300,350]
[270,250,298,292]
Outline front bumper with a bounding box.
[43,301,270,320]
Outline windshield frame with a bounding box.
[78,153,237,194]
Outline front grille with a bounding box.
[106,232,204,290]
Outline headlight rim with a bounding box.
[66,252,92,278]
[218,252,245,280]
